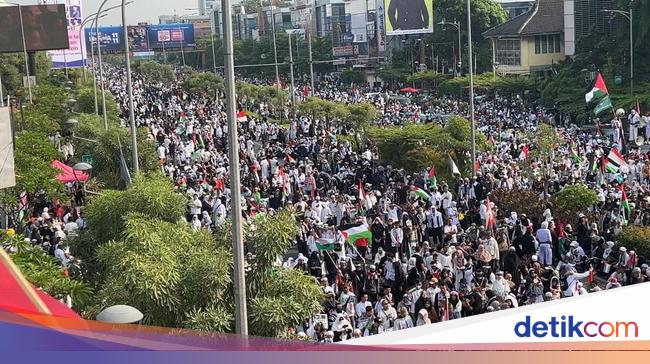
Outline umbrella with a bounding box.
[400,87,419,93]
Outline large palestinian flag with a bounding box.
[606,147,627,173]
[340,223,372,245]
[412,186,431,201]
[585,73,609,103]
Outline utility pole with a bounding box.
[95,0,111,129]
[222,0,248,336]
[122,0,139,174]
[270,2,280,92]
[288,32,296,110]
[466,0,476,176]
[307,8,315,96]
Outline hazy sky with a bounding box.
[12,0,201,26]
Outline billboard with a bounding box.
[127,25,149,51]
[384,0,434,35]
[41,0,86,69]
[85,26,124,54]
[147,24,196,49]
[0,4,69,53]
[333,45,354,58]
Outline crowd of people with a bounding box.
[13,63,649,341]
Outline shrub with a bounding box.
[617,226,650,260]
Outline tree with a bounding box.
[345,102,380,130]
[0,131,64,230]
[133,61,176,84]
[7,236,93,307]
[182,71,224,97]
[79,176,323,336]
[340,69,366,85]
[553,184,599,219]
[72,113,158,189]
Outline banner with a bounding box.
[376,0,386,53]
[384,0,434,36]
[147,24,196,49]
[85,26,125,54]
[46,0,85,68]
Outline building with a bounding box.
[563,0,618,56]
[198,0,219,16]
[483,0,566,75]
[495,0,536,18]
[159,14,213,40]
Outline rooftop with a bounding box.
[483,0,564,38]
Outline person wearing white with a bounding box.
[564,267,593,297]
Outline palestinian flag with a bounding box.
[236,111,248,122]
[340,224,372,245]
[585,73,609,103]
[594,95,613,116]
[358,182,366,202]
[412,186,431,201]
[427,167,437,188]
[519,145,529,160]
[570,148,582,165]
[449,155,461,175]
[606,147,627,173]
[486,198,497,230]
[621,185,631,224]
[637,98,642,114]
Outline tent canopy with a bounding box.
[51,160,88,183]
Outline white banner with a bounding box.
[43,0,86,69]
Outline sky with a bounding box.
[10,0,200,26]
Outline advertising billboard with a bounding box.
[85,26,124,54]
[41,0,86,69]
[384,0,434,36]
[147,24,196,49]
[0,4,69,53]
[127,25,149,51]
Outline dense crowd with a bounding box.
[13,65,650,340]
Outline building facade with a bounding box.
[484,0,567,75]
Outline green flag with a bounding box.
[594,96,612,115]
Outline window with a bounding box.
[496,39,521,66]
[534,34,562,54]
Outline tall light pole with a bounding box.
[307,7,315,95]
[222,0,248,336]
[80,13,105,115]
[466,0,476,177]
[602,4,634,95]
[286,30,296,109]
[95,0,111,130]
[438,20,461,77]
[8,3,33,104]
[268,1,280,91]
[122,0,139,174]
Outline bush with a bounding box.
[366,117,488,176]
[617,226,650,260]
[553,184,599,224]
[489,188,546,221]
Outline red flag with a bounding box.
[486,198,496,229]
[637,98,641,114]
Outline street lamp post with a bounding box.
[95,0,111,130]
[222,0,248,336]
[122,0,139,175]
[466,0,476,177]
[602,4,634,95]
[438,20,461,77]
[287,30,296,110]
[8,3,33,104]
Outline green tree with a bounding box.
[182,71,224,97]
[133,61,176,84]
[553,184,599,222]
[0,131,64,230]
[80,177,322,336]
[345,102,380,129]
[340,70,366,85]
[7,237,93,307]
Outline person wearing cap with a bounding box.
[606,276,622,290]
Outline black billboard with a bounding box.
[0,4,69,53]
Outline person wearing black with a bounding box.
[387,0,430,31]
[520,227,536,259]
